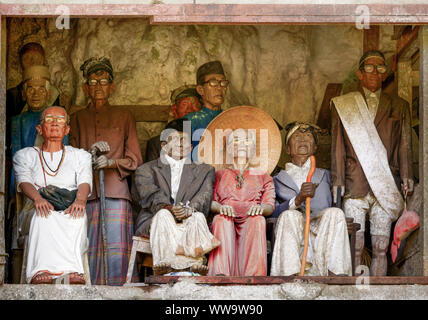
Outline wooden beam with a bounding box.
[1,4,428,24]
[0,16,7,285]
[69,105,171,122]
[420,26,428,276]
[144,276,428,286]
[363,25,380,53]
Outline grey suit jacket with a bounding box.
[272,167,332,219]
[134,153,215,236]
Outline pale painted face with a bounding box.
[162,131,192,160]
[226,129,256,161]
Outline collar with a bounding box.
[285,157,311,172]
[363,87,381,101]
[164,153,189,167]
[201,106,222,114]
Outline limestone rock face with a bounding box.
[8,19,366,127]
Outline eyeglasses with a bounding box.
[361,64,387,74]
[87,78,111,86]
[43,115,67,125]
[203,79,229,88]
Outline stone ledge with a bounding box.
[1,278,428,300]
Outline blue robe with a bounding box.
[184,106,222,162]
[272,167,332,219]
[10,109,68,195]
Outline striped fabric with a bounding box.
[86,198,134,286]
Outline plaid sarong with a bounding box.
[86,198,134,286]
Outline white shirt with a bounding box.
[164,154,188,203]
[13,145,93,193]
[285,158,312,210]
[363,87,381,121]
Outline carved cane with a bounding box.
[91,148,109,285]
[300,155,316,276]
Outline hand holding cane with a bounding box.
[300,155,316,276]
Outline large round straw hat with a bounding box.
[198,106,282,174]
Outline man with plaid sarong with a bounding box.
[70,57,143,285]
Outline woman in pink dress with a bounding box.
[208,129,275,276]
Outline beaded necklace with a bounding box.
[38,144,66,177]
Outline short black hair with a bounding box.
[359,50,386,69]
[19,42,45,61]
[160,118,189,142]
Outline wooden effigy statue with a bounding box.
[331,50,414,276]
[270,122,352,276]
[13,106,92,284]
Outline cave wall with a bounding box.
[6,19,397,163]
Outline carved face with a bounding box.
[196,74,227,109]
[83,70,115,102]
[357,56,387,92]
[20,50,45,70]
[36,107,70,142]
[286,129,317,162]
[172,96,202,119]
[226,129,257,161]
[162,131,192,160]
[24,78,49,111]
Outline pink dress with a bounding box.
[208,168,275,276]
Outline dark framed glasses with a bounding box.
[203,79,229,88]
[362,64,387,74]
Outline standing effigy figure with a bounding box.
[69,57,143,285]
[270,122,352,276]
[200,106,282,276]
[331,50,413,276]
[13,106,92,284]
[184,61,228,161]
[134,119,220,275]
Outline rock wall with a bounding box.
[7,19,369,126]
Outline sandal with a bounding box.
[31,273,54,284]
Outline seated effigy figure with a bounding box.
[13,106,92,284]
[270,122,352,276]
[200,106,281,276]
[134,118,220,276]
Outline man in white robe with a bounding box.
[270,122,352,276]
[13,106,92,284]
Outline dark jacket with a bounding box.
[134,153,215,236]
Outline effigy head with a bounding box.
[36,106,70,142]
[22,65,51,111]
[285,121,320,160]
[170,85,202,119]
[356,50,387,92]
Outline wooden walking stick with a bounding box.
[91,148,109,285]
[300,155,316,276]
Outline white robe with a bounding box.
[13,145,92,283]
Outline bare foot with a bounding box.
[175,245,185,256]
[190,264,209,276]
[153,263,173,275]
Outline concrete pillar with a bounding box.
[0,16,6,285]
[420,26,428,276]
